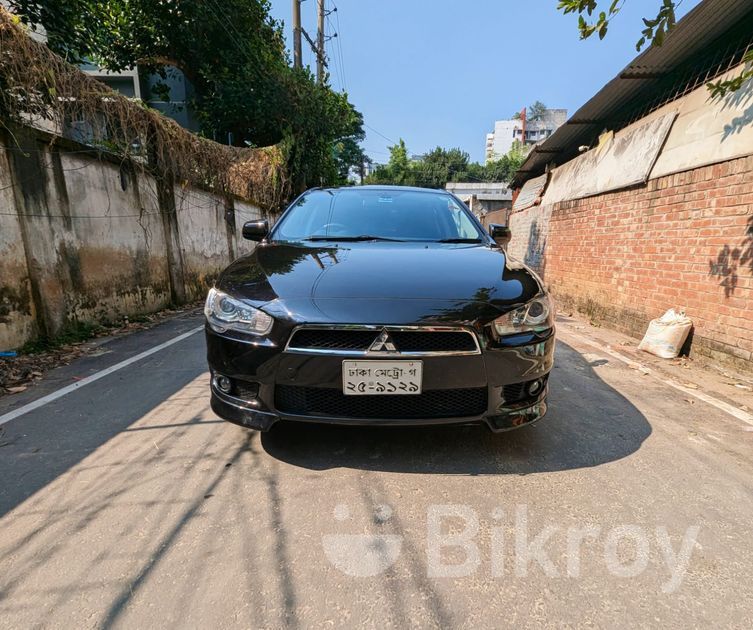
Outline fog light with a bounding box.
[214,374,232,394]
[527,379,543,397]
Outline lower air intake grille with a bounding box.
[502,376,548,405]
[275,386,487,419]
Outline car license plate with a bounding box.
[342,360,423,395]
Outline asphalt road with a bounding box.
[1,312,752,628]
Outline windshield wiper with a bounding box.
[302,235,406,242]
[435,237,483,243]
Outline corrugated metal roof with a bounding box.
[511,0,753,188]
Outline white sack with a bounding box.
[638,309,693,359]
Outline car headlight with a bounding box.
[493,295,554,336]
[204,288,273,336]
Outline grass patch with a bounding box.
[19,321,104,355]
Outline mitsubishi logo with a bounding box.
[368,329,398,353]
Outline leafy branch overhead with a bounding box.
[556,0,676,50]
[557,0,750,96]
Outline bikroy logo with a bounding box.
[322,503,700,593]
[322,504,403,577]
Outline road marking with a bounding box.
[561,327,753,427]
[0,326,204,427]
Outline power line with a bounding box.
[330,1,347,92]
[325,13,343,91]
[364,124,396,145]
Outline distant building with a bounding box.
[79,60,141,99]
[140,67,200,134]
[445,182,512,224]
[485,108,567,163]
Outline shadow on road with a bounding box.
[261,340,652,474]
[0,324,207,520]
[0,332,653,626]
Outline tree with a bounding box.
[333,135,367,185]
[364,141,522,189]
[6,0,365,189]
[362,139,410,186]
[557,0,751,96]
[527,100,548,122]
[388,139,410,176]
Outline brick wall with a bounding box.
[509,155,753,369]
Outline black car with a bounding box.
[205,186,555,433]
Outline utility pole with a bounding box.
[316,0,326,84]
[296,0,328,81]
[292,0,302,69]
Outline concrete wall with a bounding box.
[508,155,753,369]
[0,129,262,351]
[0,142,35,350]
[480,207,513,229]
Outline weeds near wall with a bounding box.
[0,8,288,212]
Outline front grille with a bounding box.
[275,385,488,419]
[391,331,477,353]
[288,329,379,351]
[287,328,478,354]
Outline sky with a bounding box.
[268,0,702,164]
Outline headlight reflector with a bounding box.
[204,288,273,336]
[493,296,553,336]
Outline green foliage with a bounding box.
[333,135,367,184]
[6,0,364,191]
[20,321,102,355]
[556,0,676,50]
[557,0,749,96]
[707,49,753,98]
[365,140,523,189]
[5,0,97,61]
[527,100,548,121]
[283,69,364,191]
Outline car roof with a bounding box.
[316,185,451,195]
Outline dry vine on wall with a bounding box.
[0,7,289,213]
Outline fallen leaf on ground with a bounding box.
[7,385,27,393]
[683,382,699,389]
[734,383,752,391]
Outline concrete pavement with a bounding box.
[1,313,752,628]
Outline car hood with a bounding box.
[217,242,543,325]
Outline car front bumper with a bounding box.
[206,327,555,433]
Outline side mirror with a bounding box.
[489,224,511,248]
[242,220,269,242]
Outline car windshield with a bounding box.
[271,189,485,243]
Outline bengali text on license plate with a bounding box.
[342,360,423,395]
